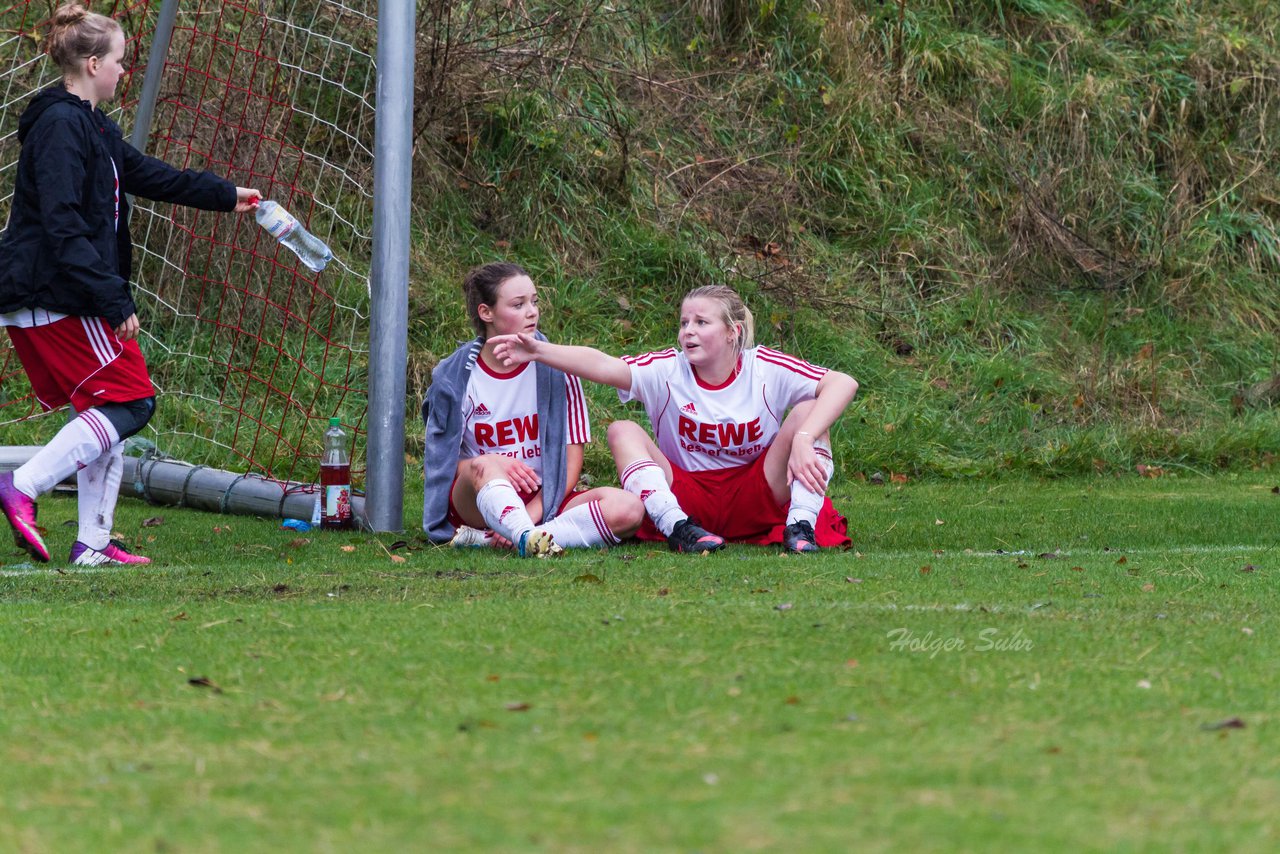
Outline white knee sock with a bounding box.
[77,443,125,549]
[474,478,536,543]
[786,441,834,527]
[14,409,119,498]
[621,459,686,537]
[543,500,620,549]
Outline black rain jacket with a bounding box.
[0,86,236,327]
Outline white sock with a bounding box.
[786,441,834,527]
[621,459,686,537]
[13,409,119,498]
[543,501,620,549]
[77,443,125,549]
[474,478,536,543]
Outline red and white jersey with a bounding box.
[460,358,590,475]
[619,345,826,471]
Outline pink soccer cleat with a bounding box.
[70,539,152,567]
[0,471,49,562]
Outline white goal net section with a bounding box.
[1,0,376,484]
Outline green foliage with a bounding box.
[403,0,1280,479]
[5,0,1277,480]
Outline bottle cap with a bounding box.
[329,417,341,426]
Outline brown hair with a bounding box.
[45,3,121,74]
[683,284,755,354]
[462,262,529,338]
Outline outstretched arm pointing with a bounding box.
[490,333,633,391]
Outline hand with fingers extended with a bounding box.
[504,458,542,496]
[787,432,829,494]
[490,332,540,369]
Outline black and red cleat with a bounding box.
[667,518,726,554]
[782,520,819,554]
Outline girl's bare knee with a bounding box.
[614,492,646,535]
[606,419,643,446]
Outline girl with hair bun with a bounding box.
[0,3,261,565]
[420,262,644,556]
[492,284,858,553]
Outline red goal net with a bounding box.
[0,0,374,483]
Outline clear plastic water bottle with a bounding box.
[320,417,353,529]
[255,200,333,272]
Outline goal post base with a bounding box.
[0,447,368,530]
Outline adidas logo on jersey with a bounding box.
[639,489,655,501]
[474,403,492,418]
[680,402,698,415]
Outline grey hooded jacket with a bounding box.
[421,334,570,542]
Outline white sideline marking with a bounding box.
[881,543,1274,560]
[0,565,142,577]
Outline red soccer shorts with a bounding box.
[7,316,154,412]
[634,449,851,547]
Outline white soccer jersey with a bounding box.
[619,345,827,471]
[460,359,590,475]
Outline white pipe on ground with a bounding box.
[0,448,366,527]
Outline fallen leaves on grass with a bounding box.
[1201,717,1245,731]
[142,516,164,527]
[370,539,407,563]
[574,573,604,584]
[188,676,223,694]
[1136,464,1164,478]
[505,702,532,712]
[1241,565,1257,573]
[775,602,793,611]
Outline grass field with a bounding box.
[1,472,1277,852]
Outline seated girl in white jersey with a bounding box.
[421,262,644,556]
[491,285,858,554]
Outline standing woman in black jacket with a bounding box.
[0,3,260,565]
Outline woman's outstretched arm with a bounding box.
[490,333,633,391]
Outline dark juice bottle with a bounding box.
[320,417,352,529]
